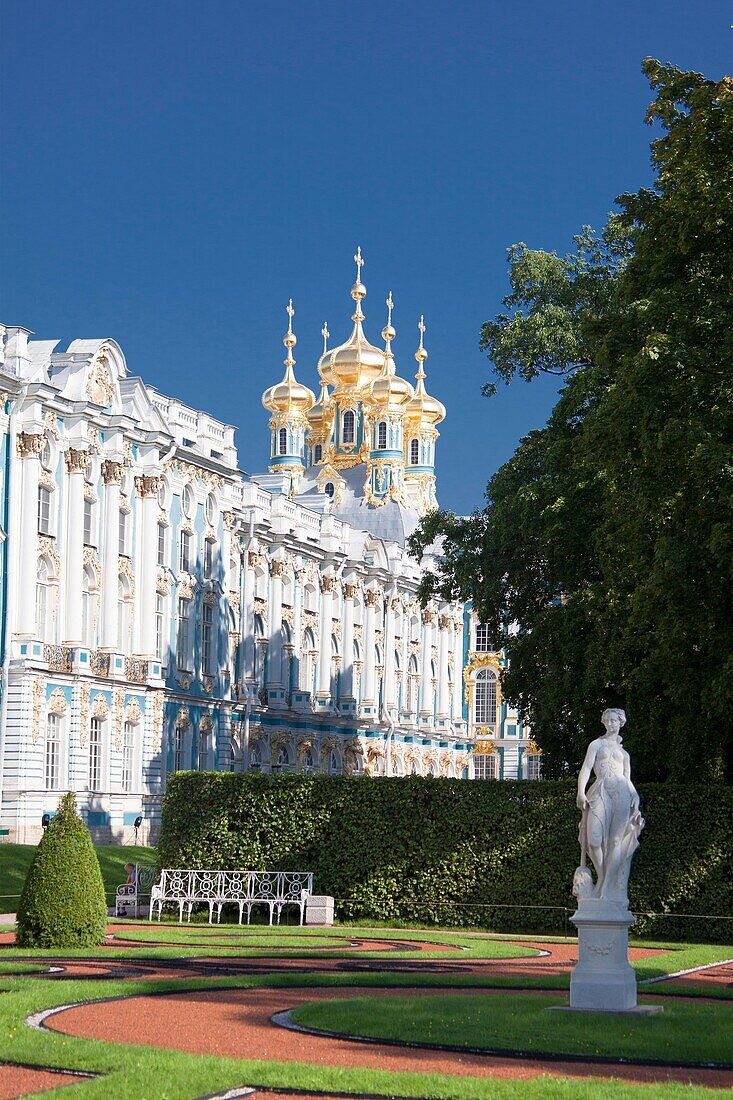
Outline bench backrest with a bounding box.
[154,869,314,901]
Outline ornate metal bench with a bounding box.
[115,863,157,918]
[149,869,314,925]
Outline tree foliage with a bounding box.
[410,60,733,781]
[16,792,107,948]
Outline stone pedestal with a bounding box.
[570,900,638,1011]
[305,895,334,926]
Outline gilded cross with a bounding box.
[386,291,394,326]
[286,299,295,331]
[354,246,364,280]
[418,314,426,348]
[321,322,330,354]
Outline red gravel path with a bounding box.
[0,1064,88,1099]
[43,985,733,1090]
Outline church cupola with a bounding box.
[262,300,315,496]
[364,292,413,507]
[306,323,334,466]
[404,316,445,515]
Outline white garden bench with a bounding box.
[149,869,314,925]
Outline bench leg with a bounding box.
[268,903,274,927]
[178,900,184,923]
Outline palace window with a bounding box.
[342,410,355,444]
[324,482,335,500]
[377,421,387,449]
[38,486,51,535]
[198,726,212,771]
[118,509,128,556]
[303,747,314,776]
[204,539,215,579]
[278,427,288,455]
[249,743,262,771]
[474,753,498,780]
[205,493,217,526]
[475,623,492,652]
[83,499,95,546]
[173,726,186,772]
[157,522,167,566]
[36,559,50,640]
[177,598,191,669]
[202,602,214,674]
[313,443,322,464]
[88,717,103,791]
[179,530,192,573]
[81,566,96,649]
[410,438,419,465]
[155,593,165,661]
[118,575,132,653]
[474,668,497,727]
[121,721,135,792]
[526,753,541,781]
[182,484,194,519]
[44,714,60,790]
[328,748,341,775]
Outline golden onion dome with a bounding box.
[405,316,446,426]
[317,248,386,389]
[262,301,316,415]
[369,292,414,409]
[307,377,333,429]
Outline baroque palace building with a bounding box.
[0,251,539,844]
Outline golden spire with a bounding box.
[369,291,413,409]
[406,314,445,424]
[351,245,366,321]
[261,300,315,414]
[382,292,396,372]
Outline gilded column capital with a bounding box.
[101,460,124,485]
[364,588,381,609]
[391,596,402,612]
[422,607,437,624]
[320,573,336,593]
[439,614,453,631]
[269,558,286,578]
[222,510,236,531]
[16,432,44,459]
[343,582,358,601]
[135,474,162,498]
[65,448,90,474]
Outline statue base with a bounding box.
[569,898,655,1013]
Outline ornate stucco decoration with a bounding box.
[253,596,268,620]
[249,723,264,745]
[473,738,496,754]
[282,605,295,627]
[65,448,90,475]
[47,688,68,717]
[202,676,215,694]
[151,692,165,751]
[165,458,224,492]
[319,572,337,594]
[114,688,125,750]
[31,677,45,744]
[202,589,218,606]
[175,706,191,729]
[17,432,44,459]
[38,537,61,578]
[269,558,286,578]
[135,474,162,498]
[43,410,60,438]
[297,735,314,760]
[200,712,214,732]
[156,569,172,596]
[86,352,115,406]
[343,736,364,776]
[79,683,91,746]
[118,557,136,598]
[525,739,542,755]
[83,547,102,588]
[331,617,342,638]
[125,697,143,725]
[91,693,109,719]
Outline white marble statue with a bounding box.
[573,708,645,905]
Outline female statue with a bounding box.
[574,708,644,903]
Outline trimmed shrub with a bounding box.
[159,774,733,942]
[17,791,107,947]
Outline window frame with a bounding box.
[44,713,61,790]
[342,409,355,444]
[88,717,103,791]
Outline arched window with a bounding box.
[82,566,96,648]
[303,584,317,613]
[342,410,355,444]
[324,482,335,500]
[407,654,419,714]
[275,745,291,771]
[249,742,262,770]
[313,443,323,464]
[410,438,420,465]
[198,725,213,771]
[301,627,317,693]
[278,427,288,455]
[303,747,314,775]
[377,421,387,449]
[474,668,497,727]
[36,558,50,640]
[329,748,341,775]
[118,575,132,653]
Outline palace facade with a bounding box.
[0,253,538,844]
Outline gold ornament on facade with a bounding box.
[113,689,125,751]
[135,474,162,498]
[175,706,191,729]
[269,558,286,578]
[43,410,60,438]
[16,432,44,459]
[79,683,91,746]
[65,448,90,475]
[200,712,214,732]
[473,737,496,754]
[90,692,109,719]
[118,557,136,599]
[31,677,45,744]
[125,696,143,725]
[319,573,336,594]
[38,537,61,579]
[47,688,68,717]
[151,692,165,750]
[525,739,542,755]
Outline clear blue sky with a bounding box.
[2,1,729,514]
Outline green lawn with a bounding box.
[0,842,154,913]
[292,990,733,1066]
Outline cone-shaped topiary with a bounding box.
[16,792,107,947]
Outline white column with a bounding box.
[361,586,378,717]
[100,461,122,650]
[383,589,397,714]
[437,611,452,723]
[453,615,465,725]
[64,447,89,645]
[242,547,256,686]
[316,572,334,706]
[221,511,234,673]
[267,558,284,691]
[340,578,356,713]
[292,565,304,691]
[16,433,43,637]
[136,474,160,660]
[419,608,435,720]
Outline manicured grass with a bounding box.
[0,842,154,913]
[0,976,726,1100]
[292,990,733,1066]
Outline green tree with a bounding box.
[16,791,107,947]
[410,60,733,781]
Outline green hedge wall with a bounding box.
[158,775,733,942]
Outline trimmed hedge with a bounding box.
[17,792,107,947]
[158,774,733,942]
